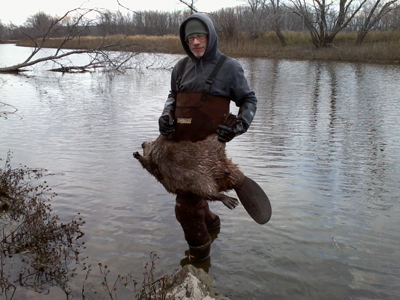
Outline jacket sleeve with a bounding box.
[229,61,257,132]
[161,61,181,117]
[238,92,257,132]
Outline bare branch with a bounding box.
[287,0,370,47]
[355,0,399,44]
[116,0,140,15]
[0,101,20,119]
[0,8,138,73]
[178,0,199,13]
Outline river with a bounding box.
[1,44,400,299]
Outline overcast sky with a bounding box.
[0,0,245,26]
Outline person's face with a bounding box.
[187,34,208,58]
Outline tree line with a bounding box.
[0,0,399,73]
[0,0,399,48]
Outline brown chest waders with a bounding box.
[174,93,230,142]
[173,54,229,143]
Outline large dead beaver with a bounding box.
[133,115,245,210]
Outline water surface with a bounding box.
[1,44,399,299]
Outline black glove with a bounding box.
[159,114,174,136]
[217,99,256,143]
[217,121,246,143]
[159,97,175,136]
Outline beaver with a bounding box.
[133,114,245,210]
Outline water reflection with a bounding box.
[1,45,400,299]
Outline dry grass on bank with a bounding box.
[17,34,183,54]
[15,30,400,64]
[220,30,400,64]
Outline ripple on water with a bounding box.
[1,49,400,300]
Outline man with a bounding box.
[158,13,257,262]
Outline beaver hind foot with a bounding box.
[216,193,239,210]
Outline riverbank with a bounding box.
[223,30,400,65]
[10,30,400,65]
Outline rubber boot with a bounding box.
[203,200,221,231]
[188,241,211,262]
[175,194,216,261]
[180,251,211,272]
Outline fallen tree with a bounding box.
[0,9,138,73]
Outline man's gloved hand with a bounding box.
[159,114,174,136]
[217,99,256,143]
[217,120,246,143]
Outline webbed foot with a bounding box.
[219,194,239,210]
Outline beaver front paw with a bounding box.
[133,152,141,159]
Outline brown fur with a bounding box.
[133,126,245,209]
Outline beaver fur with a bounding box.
[133,115,245,210]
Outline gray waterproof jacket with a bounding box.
[163,13,257,132]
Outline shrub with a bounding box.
[0,151,84,299]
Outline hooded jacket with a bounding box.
[162,13,257,134]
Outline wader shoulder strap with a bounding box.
[176,55,228,98]
[203,55,227,94]
[176,57,189,92]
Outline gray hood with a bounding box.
[168,13,256,108]
[179,13,219,61]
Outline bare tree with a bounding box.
[0,21,6,41]
[289,0,367,48]
[213,8,240,39]
[0,8,137,73]
[24,12,61,39]
[269,0,287,46]
[381,4,400,29]
[245,0,267,38]
[354,0,398,45]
